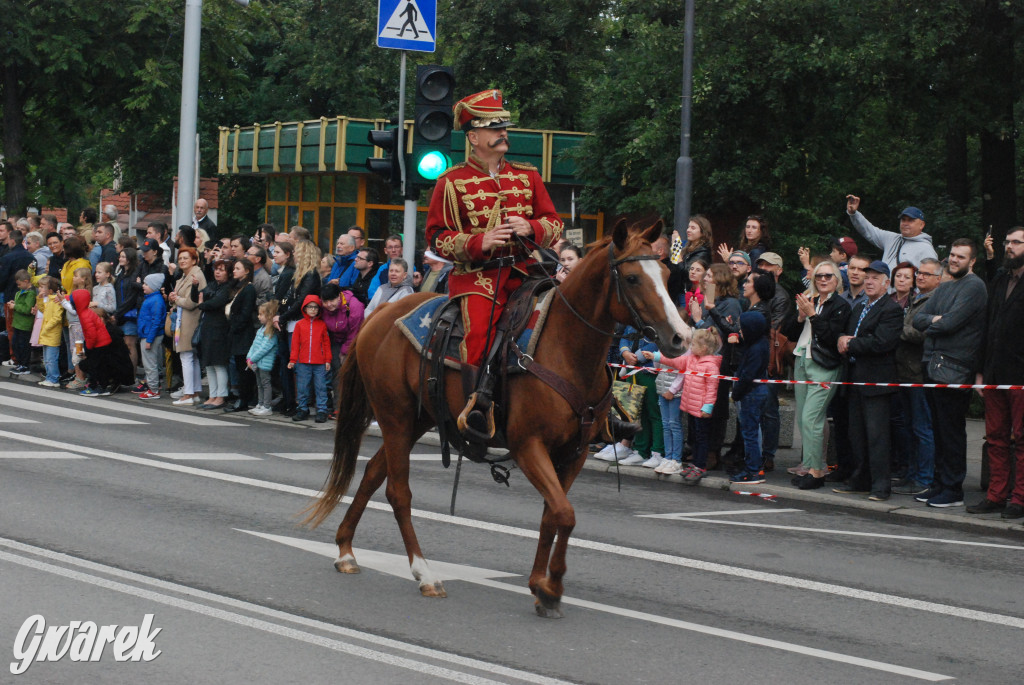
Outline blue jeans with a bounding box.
[900,387,935,486]
[739,384,769,474]
[43,345,60,383]
[658,395,684,462]
[295,363,329,413]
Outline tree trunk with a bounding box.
[2,63,28,215]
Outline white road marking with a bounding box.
[2,429,1022,632]
[0,412,38,423]
[668,517,1024,551]
[0,381,237,427]
[241,530,951,682]
[0,538,572,685]
[269,453,442,461]
[0,451,87,459]
[639,508,803,519]
[150,452,262,461]
[269,452,333,460]
[0,395,143,424]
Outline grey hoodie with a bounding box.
[849,211,938,270]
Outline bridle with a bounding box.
[513,234,664,344]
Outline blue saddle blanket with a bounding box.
[396,291,554,370]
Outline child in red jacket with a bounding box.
[288,294,332,422]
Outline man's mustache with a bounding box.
[489,137,509,148]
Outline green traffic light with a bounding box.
[416,150,451,181]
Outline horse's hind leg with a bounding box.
[516,439,586,618]
[333,446,387,574]
[381,421,446,598]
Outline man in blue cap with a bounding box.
[845,194,938,271]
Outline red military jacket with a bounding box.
[425,154,563,299]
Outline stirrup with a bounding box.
[457,392,495,441]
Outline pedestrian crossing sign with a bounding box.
[377,0,436,52]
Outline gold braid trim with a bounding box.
[508,160,537,171]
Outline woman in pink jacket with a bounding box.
[651,328,722,483]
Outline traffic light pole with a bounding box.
[397,51,417,267]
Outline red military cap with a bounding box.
[453,89,514,131]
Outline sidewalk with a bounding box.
[3,364,1021,533]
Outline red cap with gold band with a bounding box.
[453,89,514,131]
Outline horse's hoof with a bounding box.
[534,598,564,619]
[334,555,360,574]
[532,587,564,618]
[420,581,447,598]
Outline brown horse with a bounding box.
[304,218,691,618]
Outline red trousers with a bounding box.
[984,389,1024,506]
[453,272,522,366]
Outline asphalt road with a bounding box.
[1,378,1022,683]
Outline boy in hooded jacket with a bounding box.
[288,294,331,422]
[730,311,771,484]
[137,274,168,398]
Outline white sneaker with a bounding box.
[251,405,273,416]
[617,451,645,466]
[641,454,664,468]
[172,396,194,406]
[170,389,185,399]
[659,460,684,475]
[2,360,17,367]
[592,444,620,462]
[37,380,60,388]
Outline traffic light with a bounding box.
[366,125,402,189]
[410,65,455,190]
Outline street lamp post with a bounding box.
[174,0,249,235]
[673,0,696,234]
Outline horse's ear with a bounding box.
[611,219,630,251]
[642,219,664,244]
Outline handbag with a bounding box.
[164,309,174,338]
[927,353,972,385]
[810,336,842,369]
[768,328,796,376]
[191,313,204,347]
[612,376,647,423]
[29,315,43,347]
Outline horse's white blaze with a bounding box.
[640,260,692,343]
[410,555,439,586]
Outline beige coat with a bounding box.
[172,266,207,352]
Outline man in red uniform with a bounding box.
[425,89,563,440]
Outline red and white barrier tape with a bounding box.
[608,363,1023,391]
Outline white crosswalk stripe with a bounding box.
[0,382,237,427]
[0,451,87,459]
[150,453,262,461]
[0,413,39,424]
[0,395,144,425]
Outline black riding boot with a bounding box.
[458,367,496,442]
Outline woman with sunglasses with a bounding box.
[781,260,851,489]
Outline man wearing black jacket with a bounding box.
[833,260,904,501]
[969,228,1024,520]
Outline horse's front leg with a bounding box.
[516,439,585,618]
[333,446,388,574]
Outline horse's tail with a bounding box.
[302,351,372,528]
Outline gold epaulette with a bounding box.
[508,160,537,171]
[438,162,468,178]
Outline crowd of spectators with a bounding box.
[591,196,1024,519]
[2,198,1021,519]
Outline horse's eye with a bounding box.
[625,274,640,285]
